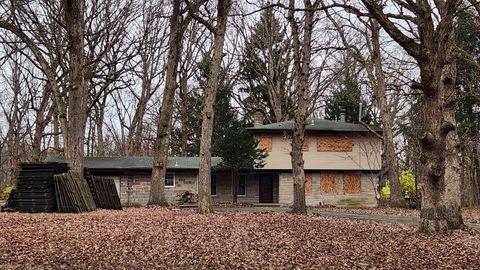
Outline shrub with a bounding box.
[1,184,16,200]
[176,191,197,204]
[380,168,418,200]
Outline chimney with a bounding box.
[253,109,264,127]
[358,102,363,123]
[340,108,346,123]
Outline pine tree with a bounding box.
[324,68,374,124]
[455,7,480,207]
[239,8,293,123]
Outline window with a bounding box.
[343,172,361,194]
[211,175,217,196]
[316,135,353,152]
[239,176,246,196]
[165,173,175,187]
[259,135,272,152]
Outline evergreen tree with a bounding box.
[324,68,374,124]
[215,122,268,203]
[239,8,293,123]
[171,55,237,156]
[454,7,480,207]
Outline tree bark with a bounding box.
[361,0,463,232]
[197,0,231,214]
[63,0,86,174]
[179,70,189,156]
[418,33,463,232]
[370,21,404,207]
[148,0,183,206]
[461,136,479,207]
[288,0,315,214]
[231,170,238,203]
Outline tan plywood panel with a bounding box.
[305,173,312,193]
[320,172,338,194]
[344,172,361,194]
[317,134,353,152]
[259,135,272,152]
[303,136,309,152]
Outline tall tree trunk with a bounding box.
[31,89,54,162]
[179,70,189,156]
[418,32,463,232]
[148,0,183,206]
[361,0,463,232]
[197,0,231,214]
[63,0,86,174]
[288,0,315,214]
[461,136,479,207]
[95,98,106,156]
[370,21,404,207]
[231,170,238,203]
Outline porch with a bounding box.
[211,172,279,204]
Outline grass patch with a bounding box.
[337,198,368,207]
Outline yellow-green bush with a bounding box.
[1,184,16,200]
[380,168,417,199]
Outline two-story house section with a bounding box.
[247,117,382,207]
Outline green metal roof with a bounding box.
[247,118,380,132]
[44,156,223,170]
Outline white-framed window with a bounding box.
[165,173,175,187]
[239,175,246,196]
[211,175,217,196]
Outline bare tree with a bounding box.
[324,9,405,207]
[288,0,318,214]
[358,0,463,231]
[194,0,232,214]
[149,0,206,205]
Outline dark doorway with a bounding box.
[259,174,274,203]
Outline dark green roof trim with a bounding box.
[44,156,222,170]
[247,118,381,133]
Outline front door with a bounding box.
[259,174,274,203]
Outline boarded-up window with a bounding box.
[344,172,361,194]
[316,134,353,152]
[303,136,309,152]
[259,135,272,152]
[320,172,338,194]
[305,173,312,193]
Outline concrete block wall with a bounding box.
[278,171,378,207]
[117,172,198,205]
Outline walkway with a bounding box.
[216,207,480,231]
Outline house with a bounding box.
[46,118,382,207]
[246,117,382,207]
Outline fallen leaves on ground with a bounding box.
[0,207,479,269]
[313,206,480,224]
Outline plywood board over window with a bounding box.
[259,135,272,152]
[320,172,338,194]
[303,136,309,151]
[344,172,361,194]
[305,173,312,193]
[317,134,353,152]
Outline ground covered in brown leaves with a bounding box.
[313,206,480,224]
[0,207,479,269]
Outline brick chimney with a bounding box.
[253,109,264,127]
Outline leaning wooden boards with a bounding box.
[53,172,97,213]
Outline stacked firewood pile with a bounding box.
[4,163,69,212]
[3,163,122,213]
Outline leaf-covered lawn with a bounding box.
[0,207,479,269]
